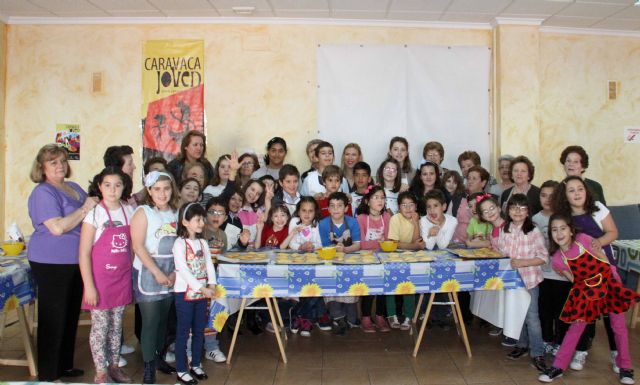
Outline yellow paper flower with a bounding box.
[3,294,20,312]
[395,281,416,295]
[212,311,229,332]
[300,283,322,297]
[214,284,227,299]
[251,283,274,298]
[484,277,504,290]
[348,282,369,296]
[439,279,461,292]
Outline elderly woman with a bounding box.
[166,131,214,185]
[489,154,514,197]
[500,155,542,214]
[559,145,606,205]
[27,144,98,381]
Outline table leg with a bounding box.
[265,298,287,364]
[448,293,461,337]
[412,293,435,357]
[17,305,37,376]
[452,292,472,358]
[226,298,247,365]
[270,297,287,341]
[413,294,424,324]
[631,278,640,329]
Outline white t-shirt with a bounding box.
[203,184,226,198]
[420,213,458,250]
[83,203,134,242]
[592,201,609,229]
[532,212,567,281]
[384,188,399,214]
[299,170,351,197]
[287,218,322,250]
[172,238,216,293]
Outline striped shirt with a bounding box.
[497,224,548,289]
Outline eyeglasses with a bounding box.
[207,210,226,216]
[241,162,254,168]
[400,203,416,209]
[509,205,528,213]
[481,205,497,215]
[383,167,398,173]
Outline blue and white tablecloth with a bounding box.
[613,240,640,274]
[0,255,36,313]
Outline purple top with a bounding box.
[27,181,87,264]
[572,212,614,265]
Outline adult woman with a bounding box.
[341,143,363,191]
[500,155,541,214]
[27,144,98,381]
[421,141,448,176]
[130,171,180,383]
[489,154,514,198]
[409,161,449,216]
[559,145,606,205]
[166,131,214,185]
[452,165,490,243]
[238,152,259,189]
[252,136,287,180]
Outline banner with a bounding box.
[141,40,205,162]
[55,123,80,160]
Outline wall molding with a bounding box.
[540,26,640,38]
[492,17,544,27]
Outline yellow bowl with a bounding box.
[379,240,398,252]
[2,241,25,256]
[317,247,337,260]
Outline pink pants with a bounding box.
[553,312,631,370]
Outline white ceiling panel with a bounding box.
[107,9,167,17]
[90,0,160,12]
[147,0,215,11]
[331,0,390,11]
[0,0,53,16]
[544,15,601,27]
[447,0,512,13]
[576,0,634,4]
[215,9,276,17]
[211,0,273,11]
[556,2,627,17]
[387,11,443,20]
[273,9,332,17]
[29,0,101,12]
[440,12,496,22]
[608,4,640,17]
[388,0,452,12]
[53,9,110,16]
[501,0,571,16]
[269,0,330,10]
[161,9,222,17]
[591,17,640,29]
[331,10,389,18]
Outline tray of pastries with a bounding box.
[331,251,380,264]
[274,252,324,265]
[218,251,270,263]
[378,250,442,263]
[447,248,505,259]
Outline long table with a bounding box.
[0,255,37,376]
[613,240,640,328]
[209,250,527,363]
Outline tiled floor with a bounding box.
[1,308,639,385]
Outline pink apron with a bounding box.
[83,202,133,310]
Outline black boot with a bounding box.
[143,360,156,384]
[155,353,176,374]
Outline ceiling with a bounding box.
[1,0,640,32]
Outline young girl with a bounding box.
[285,197,322,252]
[376,158,402,214]
[497,194,547,372]
[203,152,239,199]
[552,175,620,371]
[355,186,391,333]
[237,180,268,249]
[388,137,414,190]
[256,204,291,249]
[224,188,250,250]
[79,167,134,384]
[172,203,217,385]
[389,191,426,250]
[130,171,179,383]
[465,192,492,248]
[237,153,259,189]
[443,170,465,216]
[341,143,363,191]
[182,162,211,206]
[178,178,201,207]
[410,162,448,216]
[538,214,638,384]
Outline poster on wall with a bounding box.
[141,40,205,163]
[624,127,640,144]
[55,123,81,160]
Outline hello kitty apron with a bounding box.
[83,202,132,310]
[364,216,385,242]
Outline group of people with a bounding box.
[26,132,637,385]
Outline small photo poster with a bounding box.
[55,123,81,160]
[624,127,640,144]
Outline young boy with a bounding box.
[350,161,372,209]
[316,166,352,218]
[222,188,250,250]
[420,190,458,250]
[319,192,361,335]
[532,180,567,358]
[300,141,349,197]
[300,139,323,183]
[272,164,301,215]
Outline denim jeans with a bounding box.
[516,286,544,357]
[174,294,207,372]
[295,297,327,321]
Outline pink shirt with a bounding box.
[453,197,471,243]
[357,212,391,250]
[497,224,548,289]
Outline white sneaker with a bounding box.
[388,315,400,329]
[612,350,620,374]
[118,356,127,367]
[569,350,588,371]
[164,351,176,363]
[265,322,276,333]
[205,349,227,363]
[120,344,135,355]
[399,318,411,331]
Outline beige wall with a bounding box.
[0,22,6,237]
[2,22,639,233]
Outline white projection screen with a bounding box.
[317,44,491,175]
